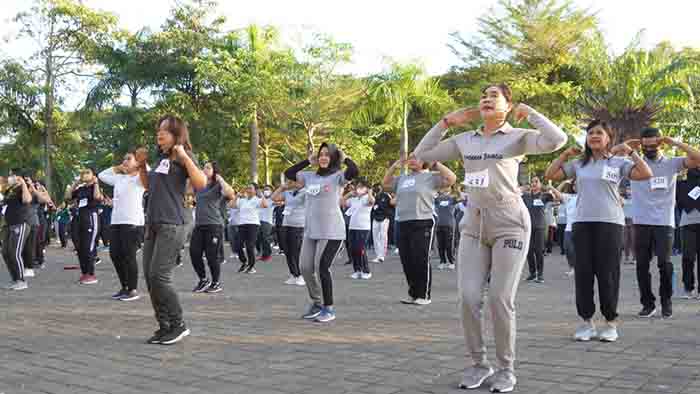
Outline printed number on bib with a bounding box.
[601,165,620,183]
[306,184,321,196]
[533,199,544,207]
[439,201,449,207]
[78,198,88,208]
[155,159,170,175]
[650,176,668,190]
[463,169,489,188]
[400,178,416,189]
[689,186,700,201]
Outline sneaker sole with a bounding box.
[302,312,322,320]
[491,385,515,393]
[120,296,141,301]
[639,310,657,318]
[459,371,494,389]
[205,289,222,293]
[315,316,336,323]
[599,337,617,343]
[160,328,191,345]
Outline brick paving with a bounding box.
[2,244,700,394]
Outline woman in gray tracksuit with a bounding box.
[413,84,567,393]
[284,142,358,323]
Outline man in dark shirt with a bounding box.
[522,177,555,283]
[371,184,393,263]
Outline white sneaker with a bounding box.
[459,365,494,389]
[400,297,417,304]
[295,276,306,286]
[565,269,575,277]
[680,290,693,299]
[437,263,446,270]
[393,248,399,255]
[573,320,597,341]
[24,269,35,278]
[447,263,456,270]
[350,272,361,279]
[8,280,28,290]
[598,322,619,342]
[414,298,432,305]
[360,272,372,280]
[284,275,297,285]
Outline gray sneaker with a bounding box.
[459,365,494,389]
[573,320,597,341]
[489,369,516,393]
[598,321,619,342]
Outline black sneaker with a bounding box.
[238,263,248,273]
[525,274,536,282]
[638,306,657,318]
[535,276,544,284]
[160,324,190,345]
[205,282,223,293]
[193,278,211,293]
[111,289,128,300]
[662,303,673,319]
[147,327,169,344]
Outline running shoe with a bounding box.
[193,278,211,293]
[159,324,190,345]
[598,321,619,342]
[638,306,657,318]
[205,282,223,293]
[120,290,140,301]
[314,306,336,323]
[302,303,323,320]
[295,276,306,286]
[573,321,596,341]
[489,369,516,393]
[459,365,494,389]
[360,272,372,280]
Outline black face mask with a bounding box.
[643,148,658,160]
[373,187,381,195]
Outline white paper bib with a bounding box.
[463,169,489,188]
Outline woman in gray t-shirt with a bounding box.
[383,154,456,305]
[284,142,359,323]
[189,162,235,294]
[546,119,652,343]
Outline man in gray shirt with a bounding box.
[631,127,700,319]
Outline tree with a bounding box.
[364,62,452,165]
[12,0,118,195]
[577,41,698,143]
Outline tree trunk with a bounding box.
[306,125,316,157]
[262,143,271,185]
[400,101,409,175]
[43,20,56,197]
[249,107,259,183]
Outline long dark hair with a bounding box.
[581,119,614,167]
[157,115,193,154]
[206,161,221,188]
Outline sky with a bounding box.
[1,0,699,104]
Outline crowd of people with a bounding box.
[3,83,700,393]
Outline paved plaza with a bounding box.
[2,245,700,394]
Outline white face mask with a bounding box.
[263,191,272,197]
[7,175,16,186]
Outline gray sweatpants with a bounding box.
[143,223,187,329]
[300,237,344,306]
[458,201,531,372]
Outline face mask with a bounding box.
[643,148,658,160]
[7,175,16,186]
[263,191,272,197]
[357,187,368,195]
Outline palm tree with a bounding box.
[577,42,695,143]
[364,62,452,166]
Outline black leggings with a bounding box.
[572,222,622,322]
[398,219,434,300]
[239,224,258,269]
[349,229,370,274]
[527,227,546,276]
[281,226,303,277]
[189,224,224,283]
[77,212,100,275]
[110,224,142,291]
[435,225,454,264]
[682,224,700,293]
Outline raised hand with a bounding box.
[624,139,642,151]
[513,103,534,122]
[611,142,634,156]
[135,147,148,167]
[443,108,480,128]
[564,146,582,159]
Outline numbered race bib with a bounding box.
[400,178,416,189]
[601,165,620,183]
[282,207,291,216]
[155,159,170,175]
[533,199,544,207]
[1,206,6,215]
[439,201,449,207]
[689,186,700,201]
[463,169,489,188]
[650,176,668,190]
[306,184,321,196]
[78,198,88,208]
